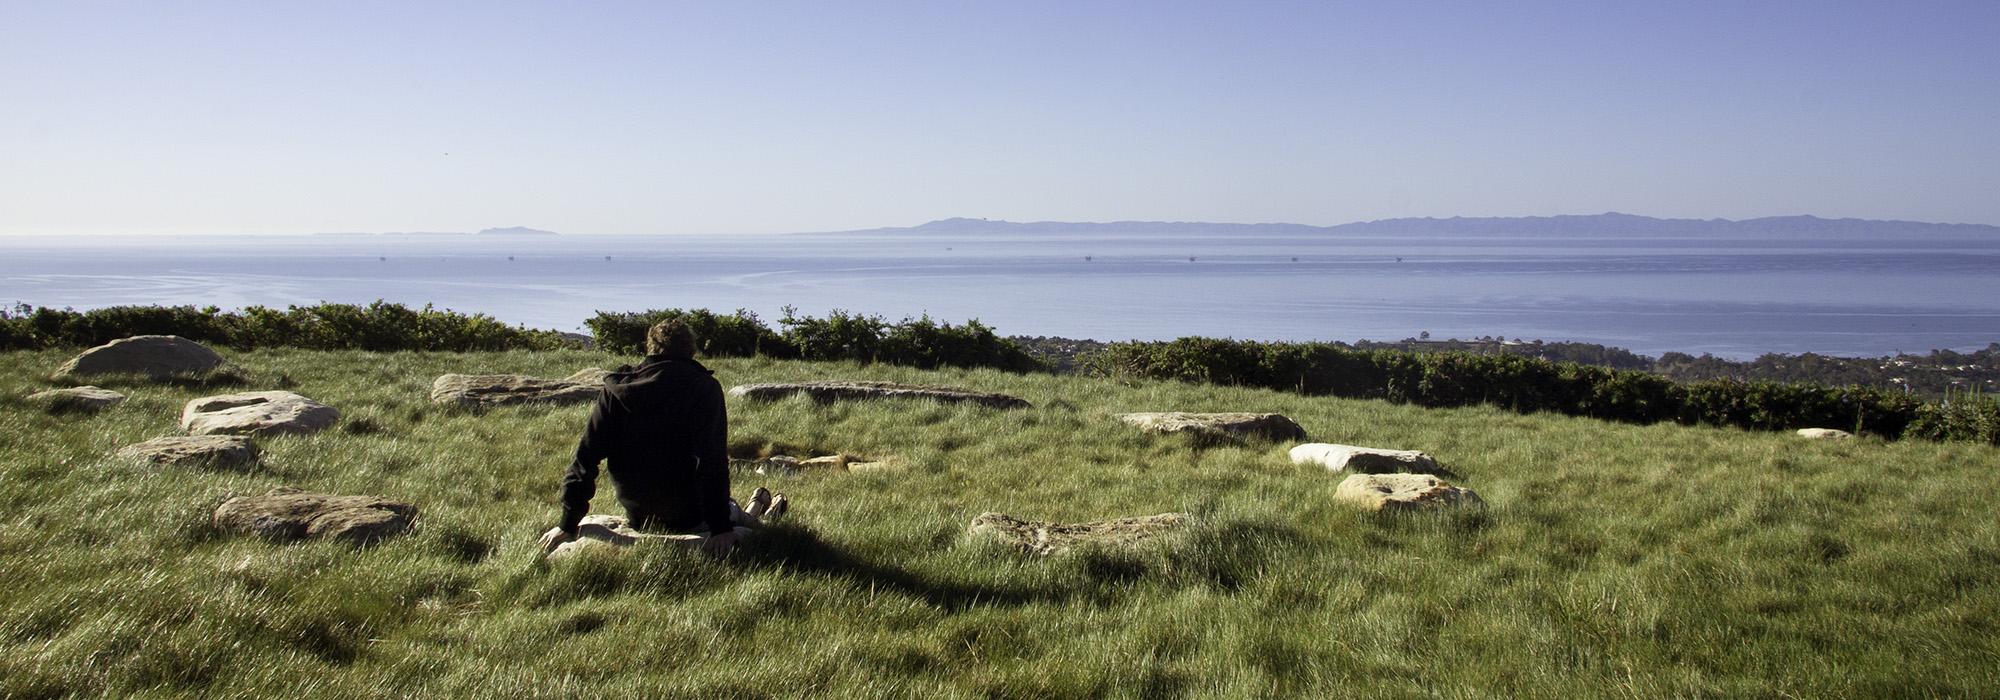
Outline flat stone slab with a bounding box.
[182,390,339,437]
[116,435,259,469]
[26,386,127,412]
[54,335,226,379]
[1797,428,1854,440]
[1117,412,1307,445]
[429,368,609,407]
[729,453,897,474]
[546,514,750,560]
[212,487,416,544]
[1291,443,1445,475]
[728,381,1030,409]
[1335,474,1484,513]
[967,512,1190,556]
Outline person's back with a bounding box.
[561,354,730,534]
[541,318,744,556]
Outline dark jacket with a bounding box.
[559,355,732,536]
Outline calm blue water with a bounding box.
[4,232,1999,359]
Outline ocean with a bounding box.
[5,231,1999,359]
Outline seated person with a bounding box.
[538,319,785,557]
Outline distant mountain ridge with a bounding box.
[830,213,1998,238]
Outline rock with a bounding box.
[53,335,226,379]
[845,460,903,473]
[967,512,1190,555]
[181,391,339,437]
[1334,474,1484,513]
[728,381,1030,409]
[1116,412,1307,445]
[25,386,127,412]
[727,453,888,474]
[429,368,609,407]
[1797,428,1854,440]
[116,435,259,469]
[730,455,803,474]
[796,455,851,469]
[1290,443,1445,475]
[545,514,748,560]
[211,487,416,544]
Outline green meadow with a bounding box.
[2,347,1997,698]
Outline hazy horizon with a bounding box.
[5,1,1998,236]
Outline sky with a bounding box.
[2,1,1997,235]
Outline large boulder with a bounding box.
[728,381,1030,409]
[181,391,339,437]
[54,335,226,379]
[545,514,748,560]
[1797,428,1854,440]
[429,368,609,407]
[1290,443,1446,475]
[116,435,259,469]
[1116,412,1307,445]
[967,512,1190,556]
[25,386,127,412]
[1335,474,1484,513]
[211,487,416,544]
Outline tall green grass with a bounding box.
[1,348,1996,697]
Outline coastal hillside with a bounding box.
[3,348,1997,697]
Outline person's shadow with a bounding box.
[721,524,1061,610]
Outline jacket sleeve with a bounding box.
[558,389,615,533]
[697,378,734,536]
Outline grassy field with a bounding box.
[2,347,1997,698]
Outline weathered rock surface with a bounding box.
[1335,474,1484,513]
[26,386,127,412]
[429,368,609,407]
[116,435,259,469]
[546,514,748,560]
[1116,412,1307,445]
[211,487,416,544]
[54,335,227,379]
[728,453,897,474]
[1797,428,1854,440]
[967,512,1190,555]
[728,381,1030,409]
[181,391,339,437]
[1291,443,1445,475]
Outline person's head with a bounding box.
[645,318,698,358]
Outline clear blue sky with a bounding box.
[3,1,1996,235]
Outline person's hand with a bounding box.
[538,527,576,558]
[701,530,742,557]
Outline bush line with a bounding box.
[583,306,1042,372]
[0,302,574,352]
[0,302,1043,373]
[1083,337,2000,445]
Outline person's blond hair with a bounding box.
[645,318,698,358]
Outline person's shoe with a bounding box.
[766,493,789,521]
[746,487,773,517]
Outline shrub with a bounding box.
[585,306,1044,372]
[585,308,794,358]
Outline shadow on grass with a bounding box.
[725,525,1065,610]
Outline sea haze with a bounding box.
[5,221,1999,359]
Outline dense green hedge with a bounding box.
[585,307,1042,372]
[0,302,575,352]
[1085,337,2000,444]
